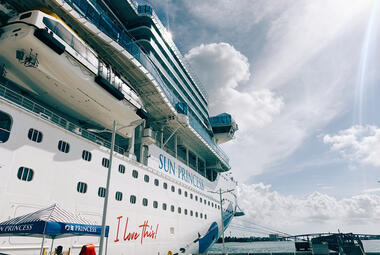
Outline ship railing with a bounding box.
[64,0,229,164]
[137,5,209,102]
[0,80,125,155]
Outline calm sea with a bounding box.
[208,240,380,254]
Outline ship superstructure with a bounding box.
[0,0,239,254]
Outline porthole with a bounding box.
[130,195,136,204]
[162,203,167,211]
[58,140,70,153]
[153,201,158,208]
[28,128,43,143]
[170,205,175,212]
[142,198,148,206]
[115,191,123,201]
[0,111,12,143]
[17,167,33,182]
[82,150,92,161]
[77,182,87,193]
[178,188,182,195]
[132,170,138,179]
[154,179,159,186]
[118,164,125,174]
[163,182,167,189]
[144,174,149,183]
[102,158,110,168]
[171,186,175,192]
[98,187,106,198]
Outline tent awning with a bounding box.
[0,204,109,238]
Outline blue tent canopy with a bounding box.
[0,204,109,239]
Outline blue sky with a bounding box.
[138,0,380,235]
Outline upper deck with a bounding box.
[0,0,234,172]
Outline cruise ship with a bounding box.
[0,0,239,254]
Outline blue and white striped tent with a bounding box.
[0,203,108,238]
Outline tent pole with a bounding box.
[40,234,46,255]
[105,236,108,255]
[50,238,55,255]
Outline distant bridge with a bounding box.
[280,233,380,241]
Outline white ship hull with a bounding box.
[0,95,236,254]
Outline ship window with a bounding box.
[115,191,123,201]
[178,188,182,195]
[102,158,110,168]
[190,193,193,199]
[153,201,158,208]
[98,187,106,198]
[200,213,203,219]
[163,182,167,189]
[77,182,87,193]
[144,174,149,183]
[0,111,12,143]
[211,202,214,207]
[19,12,32,20]
[28,128,43,143]
[195,212,198,218]
[82,150,92,161]
[130,195,136,204]
[204,199,207,205]
[58,140,70,153]
[170,205,175,212]
[162,203,167,211]
[17,167,33,182]
[184,209,188,215]
[171,186,175,192]
[190,210,193,216]
[178,207,181,214]
[118,164,125,174]
[154,179,159,186]
[142,198,148,206]
[218,205,220,209]
[205,214,207,220]
[195,195,198,201]
[208,201,210,206]
[200,197,203,203]
[184,191,188,197]
[132,170,138,179]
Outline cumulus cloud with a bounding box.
[233,183,380,235]
[185,43,283,132]
[323,125,380,167]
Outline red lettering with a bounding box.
[124,217,140,241]
[114,216,123,242]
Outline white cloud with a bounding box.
[185,43,283,132]
[233,183,380,235]
[323,125,380,167]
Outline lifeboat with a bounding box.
[0,10,145,135]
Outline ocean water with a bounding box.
[207,240,380,254]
